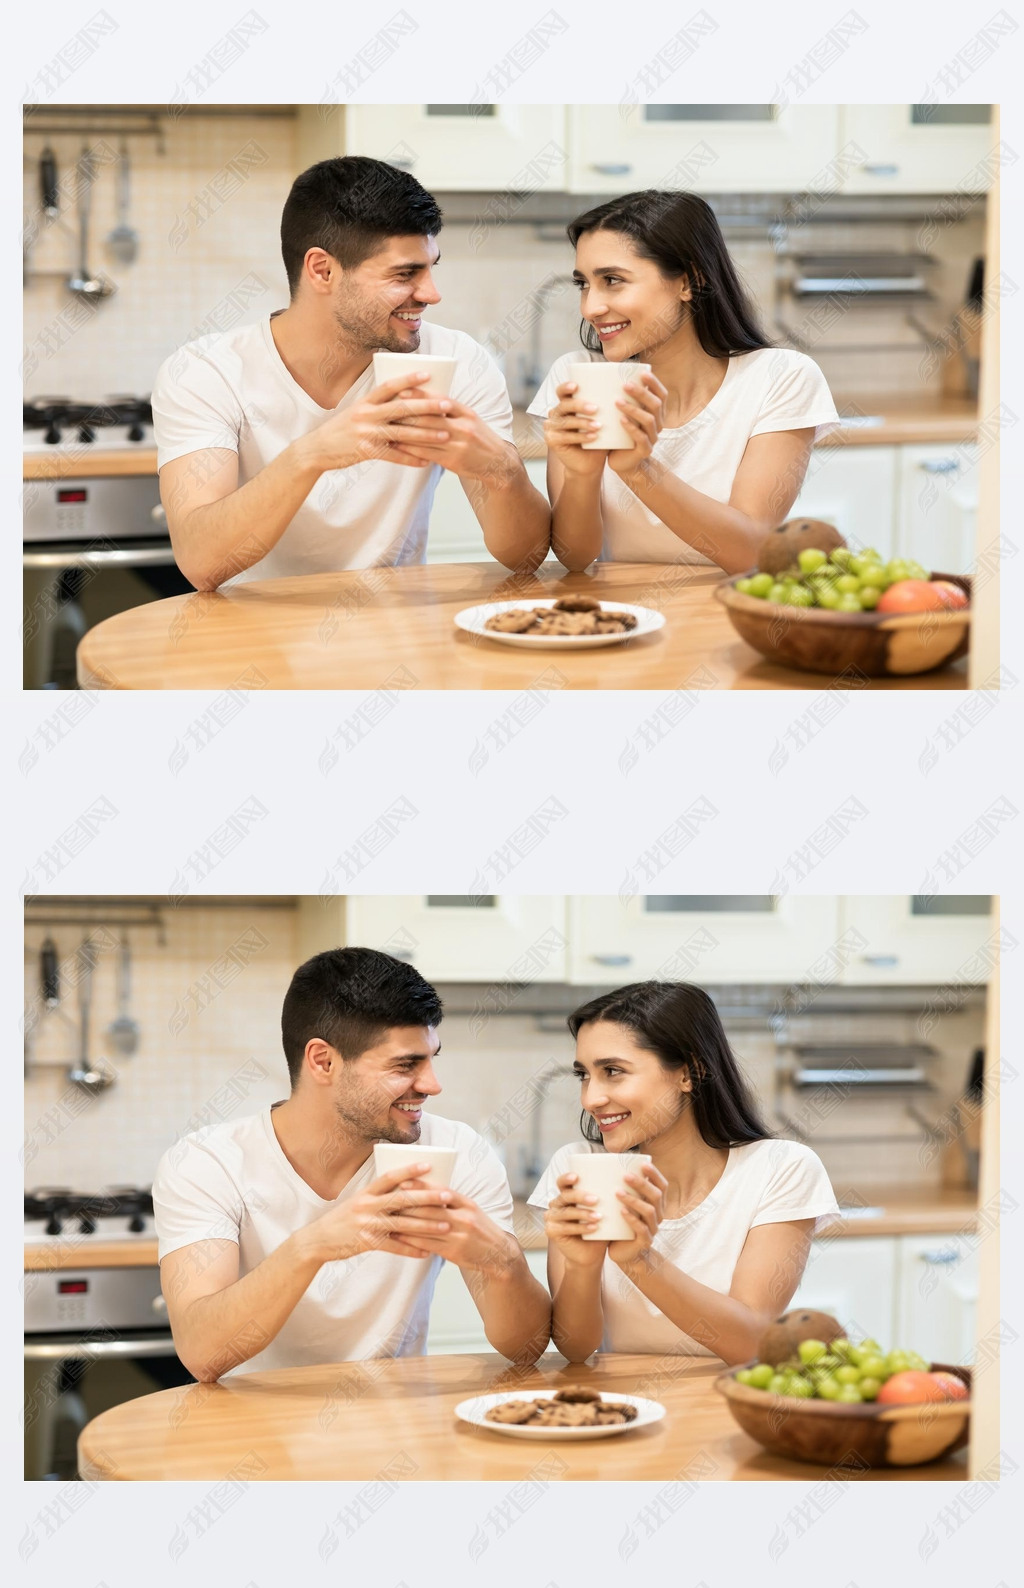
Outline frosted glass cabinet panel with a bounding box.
[568,105,840,193]
[345,105,567,190]
[346,897,568,982]
[567,897,840,984]
[839,897,995,985]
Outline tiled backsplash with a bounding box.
[23,111,985,405]
[24,902,985,1197]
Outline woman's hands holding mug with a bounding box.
[543,383,609,478]
[607,1162,668,1267]
[544,1170,609,1268]
[607,373,667,478]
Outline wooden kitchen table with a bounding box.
[75,562,968,690]
[77,1351,968,1481]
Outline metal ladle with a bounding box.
[68,146,116,301]
[105,141,139,265]
[68,939,116,1092]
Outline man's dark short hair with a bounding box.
[281,945,443,1085]
[280,156,444,294]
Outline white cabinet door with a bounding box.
[345,106,566,191]
[896,444,978,575]
[427,1249,548,1354]
[569,105,840,193]
[787,444,898,559]
[839,897,994,985]
[840,106,995,195]
[567,896,841,985]
[427,460,551,563]
[787,1236,898,1346]
[896,1234,979,1365]
[346,896,567,982]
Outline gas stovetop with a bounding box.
[23,397,154,453]
[24,1187,155,1242]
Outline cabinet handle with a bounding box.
[151,1294,167,1313]
[590,953,633,966]
[860,162,899,176]
[590,162,633,176]
[919,1249,959,1264]
[918,459,960,475]
[860,954,899,967]
[150,504,167,524]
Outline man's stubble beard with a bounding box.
[331,296,421,356]
[330,1081,422,1147]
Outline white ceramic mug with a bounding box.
[372,1142,458,1190]
[567,361,652,450]
[568,1151,653,1240]
[372,351,458,397]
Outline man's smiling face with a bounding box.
[330,1024,443,1144]
[330,235,442,353]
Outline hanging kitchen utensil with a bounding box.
[68,146,115,301]
[107,932,140,1056]
[40,147,60,220]
[68,939,116,1093]
[105,141,139,265]
[41,936,60,1006]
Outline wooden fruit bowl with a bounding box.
[715,573,971,678]
[715,1361,971,1468]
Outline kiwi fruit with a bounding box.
[757,519,846,576]
[757,1309,845,1368]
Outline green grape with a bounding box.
[831,547,855,570]
[837,593,862,612]
[837,1384,864,1403]
[798,1339,828,1365]
[905,1352,929,1372]
[836,574,861,594]
[858,1355,887,1381]
[747,573,774,598]
[736,1368,755,1385]
[798,547,828,574]
[767,584,788,603]
[905,560,928,579]
[768,1374,789,1394]
[886,1350,912,1375]
[735,578,754,595]
[785,1377,815,1398]
[748,1363,775,1389]
[858,564,887,589]
[818,1355,842,1371]
[816,588,841,610]
[858,1377,882,1400]
[859,1338,882,1353]
[783,587,815,607]
[831,1338,855,1361]
[858,588,881,610]
[835,1365,861,1385]
[815,1376,842,1401]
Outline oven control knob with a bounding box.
[78,424,95,444]
[150,505,167,525]
[44,423,61,446]
[79,1214,96,1235]
[129,1214,146,1233]
[128,424,145,442]
[152,1295,167,1314]
[45,1213,62,1236]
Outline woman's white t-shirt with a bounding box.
[152,1107,514,1374]
[528,1137,840,1357]
[151,317,514,584]
[527,346,840,565]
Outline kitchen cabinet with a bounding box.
[896,1233,979,1365]
[840,106,994,195]
[788,1235,898,1346]
[787,444,899,560]
[344,105,567,191]
[427,459,550,563]
[568,106,841,194]
[838,897,994,985]
[896,444,978,574]
[567,897,840,985]
[345,896,568,983]
[427,1248,548,1353]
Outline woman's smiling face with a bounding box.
[572,229,690,362]
[573,1019,690,1151]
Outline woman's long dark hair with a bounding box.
[568,191,771,360]
[569,981,772,1149]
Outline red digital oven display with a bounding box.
[58,1280,89,1294]
[56,489,87,504]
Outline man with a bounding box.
[152,156,550,589]
[152,947,550,1380]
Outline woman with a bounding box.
[528,983,839,1365]
[527,191,840,573]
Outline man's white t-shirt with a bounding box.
[152,1108,514,1374]
[528,1137,840,1357]
[527,346,840,565]
[151,317,514,583]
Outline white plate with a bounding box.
[454,1390,666,1440]
[454,600,665,650]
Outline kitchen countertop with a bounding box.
[75,560,968,691]
[77,1349,969,1481]
[23,395,977,480]
[24,1239,160,1271]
